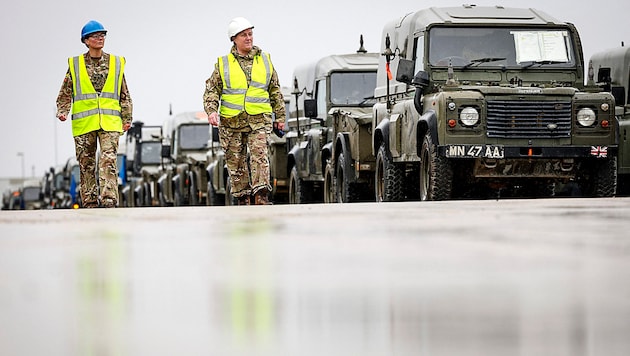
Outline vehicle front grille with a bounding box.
[486,100,572,138]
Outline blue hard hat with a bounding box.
[81,20,107,42]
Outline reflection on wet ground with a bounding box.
[1,198,630,355]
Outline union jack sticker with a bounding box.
[590,146,608,158]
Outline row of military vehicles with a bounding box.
[2,157,81,210]
[6,4,629,210]
[269,4,629,203]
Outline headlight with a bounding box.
[460,107,479,126]
[577,108,596,127]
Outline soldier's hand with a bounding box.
[123,123,131,132]
[274,122,285,131]
[208,112,219,126]
[57,114,67,122]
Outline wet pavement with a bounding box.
[1,198,630,356]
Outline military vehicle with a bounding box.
[41,166,68,209]
[274,39,379,204]
[119,121,163,207]
[372,5,617,201]
[266,86,291,203]
[20,179,43,210]
[51,164,74,208]
[157,111,210,206]
[59,157,81,208]
[589,44,630,195]
[205,123,229,206]
[41,167,55,208]
[2,187,21,210]
[37,158,79,209]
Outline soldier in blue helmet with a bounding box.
[56,20,133,208]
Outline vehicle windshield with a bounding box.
[179,124,209,150]
[427,27,575,68]
[71,166,80,183]
[54,173,65,189]
[141,142,162,164]
[22,187,41,201]
[329,71,377,105]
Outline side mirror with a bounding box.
[161,144,171,158]
[304,99,317,118]
[396,58,415,84]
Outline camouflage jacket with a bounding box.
[56,52,133,126]
[203,45,285,131]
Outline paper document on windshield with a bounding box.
[512,31,569,63]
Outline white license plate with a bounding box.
[445,145,505,159]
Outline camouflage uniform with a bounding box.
[203,45,285,198]
[56,52,133,207]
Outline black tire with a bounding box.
[134,187,142,207]
[593,157,617,197]
[174,188,184,206]
[375,144,404,202]
[577,158,617,197]
[158,190,167,207]
[289,166,309,204]
[189,177,199,206]
[618,174,630,197]
[336,152,360,203]
[227,180,237,206]
[144,184,152,206]
[323,159,336,203]
[419,132,453,201]
[207,180,225,206]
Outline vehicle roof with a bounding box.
[293,52,379,95]
[163,111,208,139]
[383,5,565,56]
[411,5,561,30]
[171,111,208,127]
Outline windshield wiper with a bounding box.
[521,60,567,69]
[462,57,506,68]
[358,95,375,106]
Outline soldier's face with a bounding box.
[234,28,253,54]
[85,32,106,49]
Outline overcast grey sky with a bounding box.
[0,0,628,178]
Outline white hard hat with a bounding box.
[228,17,254,40]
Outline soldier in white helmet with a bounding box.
[203,17,285,205]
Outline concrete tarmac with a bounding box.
[1,198,630,356]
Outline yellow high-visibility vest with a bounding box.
[69,54,125,136]
[218,52,273,118]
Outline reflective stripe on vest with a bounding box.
[69,55,124,136]
[218,52,273,118]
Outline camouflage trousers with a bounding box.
[74,130,120,207]
[219,125,271,198]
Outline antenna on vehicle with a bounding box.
[382,33,396,112]
[357,35,367,54]
[292,77,302,135]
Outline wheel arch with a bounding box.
[335,133,356,184]
[416,110,439,157]
[373,118,389,157]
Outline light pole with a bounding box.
[17,152,24,179]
